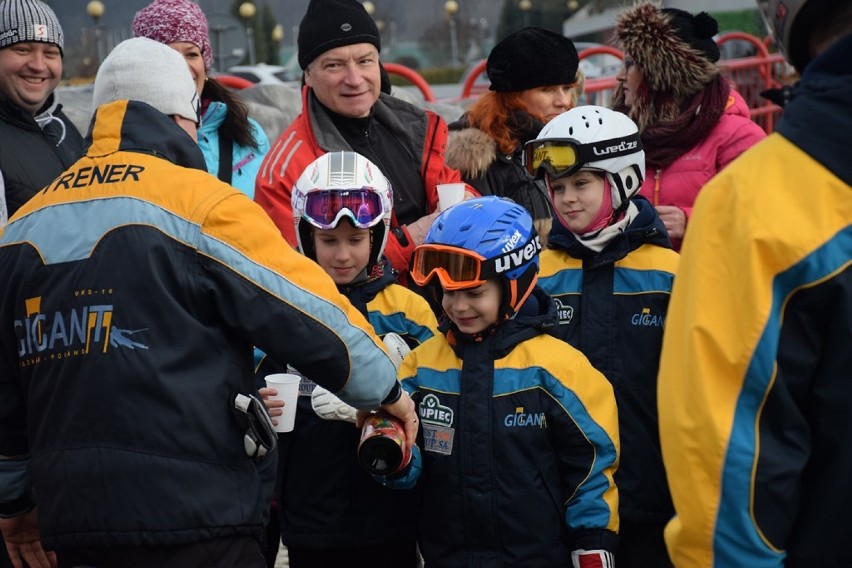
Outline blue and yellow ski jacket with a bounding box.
[540,196,678,524]
[388,289,620,567]
[658,33,852,568]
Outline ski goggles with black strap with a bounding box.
[522,132,642,179]
[412,245,494,290]
[302,189,386,230]
[411,234,540,290]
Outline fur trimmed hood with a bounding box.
[612,2,721,130]
[445,125,499,180]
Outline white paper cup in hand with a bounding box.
[265,373,301,433]
[436,183,466,211]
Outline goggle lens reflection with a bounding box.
[303,189,384,229]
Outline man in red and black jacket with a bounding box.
[254,0,475,282]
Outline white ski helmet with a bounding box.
[525,105,645,214]
[292,151,393,266]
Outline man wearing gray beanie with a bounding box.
[0,0,83,222]
[0,36,417,568]
[255,0,475,286]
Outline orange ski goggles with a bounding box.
[411,244,496,290]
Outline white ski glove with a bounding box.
[383,332,411,371]
[311,386,358,423]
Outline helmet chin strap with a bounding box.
[609,174,630,216]
[609,164,644,215]
[500,267,539,320]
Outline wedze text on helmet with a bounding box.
[592,140,638,157]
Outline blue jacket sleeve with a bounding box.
[373,444,422,490]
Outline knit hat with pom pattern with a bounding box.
[132,0,213,70]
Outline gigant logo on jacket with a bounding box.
[15,293,149,366]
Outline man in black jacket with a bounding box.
[0,0,83,220]
[0,37,415,568]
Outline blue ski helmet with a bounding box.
[418,196,541,318]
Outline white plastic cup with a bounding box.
[265,373,301,433]
[436,183,466,211]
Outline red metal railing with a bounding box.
[460,59,488,100]
[445,32,791,134]
[382,62,436,102]
[577,34,792,134]
[577,45,624,60]
[219,31,791,135]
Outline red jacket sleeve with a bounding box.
[420,110,477,212]
[254,115,321,247]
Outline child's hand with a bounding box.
[258,386,285,427]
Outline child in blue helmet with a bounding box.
[380,195,620,568]
[256,152,437,568]
[526,106,679,567]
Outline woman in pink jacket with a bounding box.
[612,3,766,250]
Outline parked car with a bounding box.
[224,64,299,85]
[574,42,623,79]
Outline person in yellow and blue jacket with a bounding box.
[658,1,852,566]
[527,106,679,567]
[379,196,620,568]
[256,152,437,568]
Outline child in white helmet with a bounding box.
[257,151,437,567]
[526,105,679,567]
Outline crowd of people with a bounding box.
[0,0,849,566]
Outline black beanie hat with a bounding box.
[297,0,381,70]
[661,8,720,63]
[487,27,579,93]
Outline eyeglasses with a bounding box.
[303,189,385,230]
[522,132,642,179]
[411,244,494,290]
